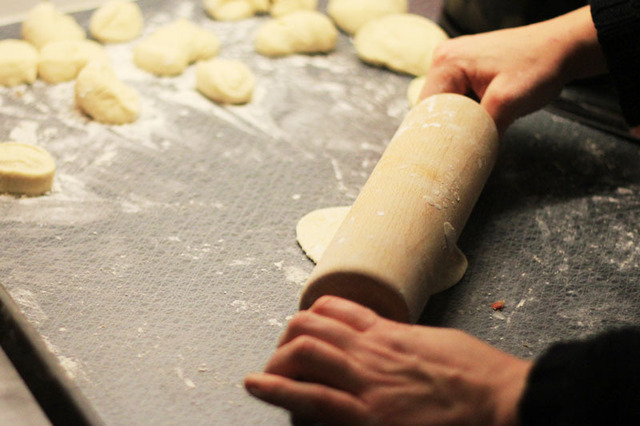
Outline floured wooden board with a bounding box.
[1,1,639,425]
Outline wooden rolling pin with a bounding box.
[299,93,499,323]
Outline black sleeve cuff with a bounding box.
[518,326,640,425]
[589,0,640,127]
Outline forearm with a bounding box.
[545,5,608,82]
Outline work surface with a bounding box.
[1,1,639,425]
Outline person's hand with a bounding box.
[421,6,607,134]
[245,296,532,425]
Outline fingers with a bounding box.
[265,335,362,393]
[419,40,474,102]
[307,295,380,332]
[419,63,470,101]
[277,308,360,349]
[244,373,370,425]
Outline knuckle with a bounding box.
[431,42,452,65]
[289,335,319,360]
[311,294,340,310]
[431,37,467,65]
[288,310,315,330]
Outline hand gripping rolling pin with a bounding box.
[299,93,499,323]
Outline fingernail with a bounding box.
[246,385,266,399]
[244,378,266,398]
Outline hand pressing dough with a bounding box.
[407,75,426,107]
[0,40,39,87]
[90,0,144,43]
[296,206,350,263]
[134,19,220,76]
[196,59,255,104]
[75,62,140,124]
[270,0,318,18]
[354,14,448,76]
[203,0,269,21]
[0,142,56,196]
[255,10,338,57]
[22,2,86,49]
[327,0,407,35]
[39,40,109,84]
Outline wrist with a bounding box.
[552,6,608,82]
[492,358,533,426]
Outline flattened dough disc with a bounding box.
[296,206,350,263]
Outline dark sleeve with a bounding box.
[589,0,640,127]
[518,326,640,425]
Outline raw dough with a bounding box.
[134,19,220,76]
[90,0,144,43]
[203,0,269,21]
[270,0,318,18]
[39,40,109,84]
[196,58,255,104]
[21,2,86,49]
[296,206,350,263]
[75,62,140,124]
[327,0,407,35]
[0,40,39,87]
[407,75,426,107]
[354,14,448,76]
[255,10,338,57]
[0,142,56,196]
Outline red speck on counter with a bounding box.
[491,300,505,311]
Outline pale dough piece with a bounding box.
[327,0,407,35]
[0,40,39,87]
[75,62,140,124]
[255,10,338,57]
[296,206,350,263]
[436,222,468,294]
[354,14,448,76]
[21,2,86,49]
[270,0,318,18]
[90,0,144,43]
[203,0,269,21]
[134,19,220,76]
[296,208,467,294]
[39,40,109,84]
[407,75,426,107]
[196,59,255,104]
[0,142,56,196]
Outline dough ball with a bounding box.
[407,75,426,107]
[39,40,109,84]
[0,142,56,196]
[354,14,448,76]
[0,40,39,87]
[270,0,318,18]
[296,206,350,263]
[251,0,271,14]
[204,0,253,21]
[203,0,269,21]
[196,59,255,104]
[327,0,407,35]
[90,0,144,43]
[255,10,338,57]
[134,19,220,76]
[21,2,86,49]
[75,62,140,124]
